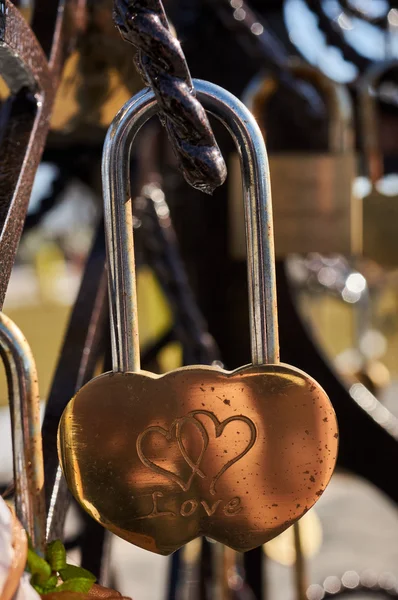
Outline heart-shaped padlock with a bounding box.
[58,80,338,556]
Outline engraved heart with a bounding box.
[136,415,208,492]
[58,364,338,555]
[185,411,257,495]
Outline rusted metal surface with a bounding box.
[113,0,227,194]
[0,312,46,554]
[0,0,86,308]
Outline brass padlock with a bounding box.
[0,313,46,554]
[360,60,398,268]
[58,80,338,556]
[229,62,360,258]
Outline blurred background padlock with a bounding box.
[360,60,398,268]
[232,61,360,258]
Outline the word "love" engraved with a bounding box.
[136,410,257,495]
[135,492,242,521]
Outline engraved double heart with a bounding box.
[136,411,257,495]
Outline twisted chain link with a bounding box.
[113,0,227,194]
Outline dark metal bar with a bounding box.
[43,223,108,541]
[134,183,220,366]
[244,547,264,600]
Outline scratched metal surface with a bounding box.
[0,405,397,599]
[0,0,85,308]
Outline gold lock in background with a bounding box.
[229,62,361,259]
[360,60,398,269]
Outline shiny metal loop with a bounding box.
[102,79,279,371]
[358,59,398,184]
[0,313,46,554]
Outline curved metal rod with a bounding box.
[0,313,46,554]
[102,79,279,372]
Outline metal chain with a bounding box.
[113,0,227,195]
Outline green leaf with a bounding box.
[46,540,67,571]
[30,572,58,593]
[55,578,94,594]
[45,575,59,590]
[59,564,96,583]
[30,581,46,595]
[27,550,52,584]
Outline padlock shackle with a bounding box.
[102,79,279,371]
[244,61,353,154]
[358,59,398,184]
[0,313,46,554]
